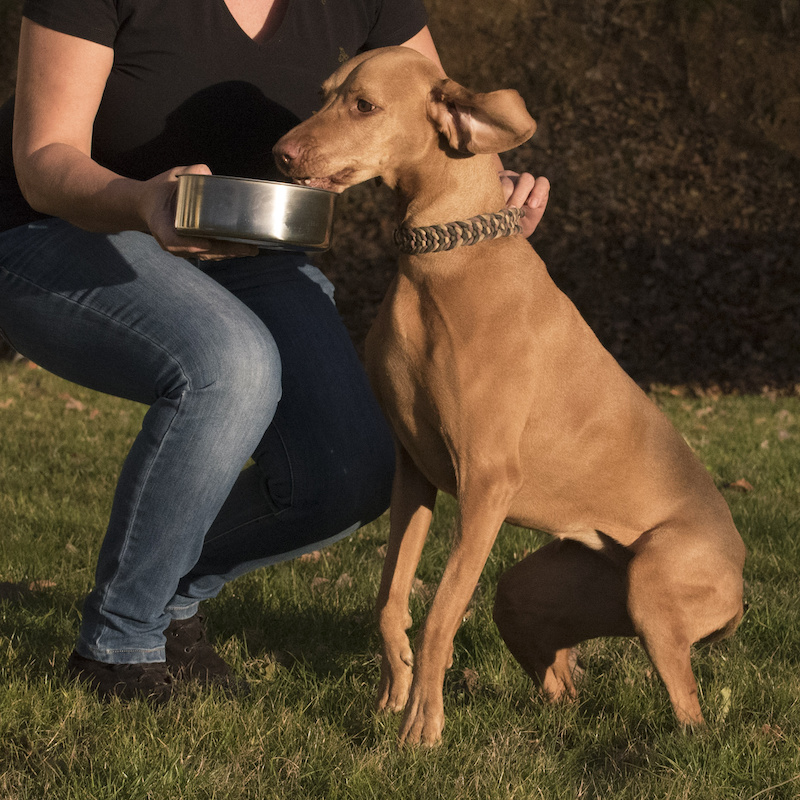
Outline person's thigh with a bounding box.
[227,260,389,505]
[0,219,283,404]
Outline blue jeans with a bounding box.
[0,219,394,663]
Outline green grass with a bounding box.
[1,362,799,799]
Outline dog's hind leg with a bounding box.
[376,444,438,715]
[626,521,745,727]
[493,538,636,702]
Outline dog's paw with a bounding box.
[539,647,583,703]
[397,686,445,747]
[376,661,412,713]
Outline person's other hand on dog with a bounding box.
[499,170,550,239]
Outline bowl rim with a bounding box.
[176,173,338,196]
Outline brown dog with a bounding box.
[274,47,746,747]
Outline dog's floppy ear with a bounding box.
[427,79,536,155]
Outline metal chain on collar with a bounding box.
[393,207,525,255]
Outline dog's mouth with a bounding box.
[288,170,353,193]
[273,142,357,192]
[292,177,339,192]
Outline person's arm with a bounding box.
[399,26,445,75]
[13,18,255,258]
[400,26,550,239]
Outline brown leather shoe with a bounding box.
[67,650,174,704]
[165,613,249,694]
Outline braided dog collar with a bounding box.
[393,207,525,255]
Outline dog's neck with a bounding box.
[391,152,507,231]
[393,207,524,255]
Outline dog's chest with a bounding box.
[366,281,473,492]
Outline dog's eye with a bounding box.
[356,99,376,113]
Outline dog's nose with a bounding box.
[273,140,300,169]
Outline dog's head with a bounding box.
[273,47,536,193]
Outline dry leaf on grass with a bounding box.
[761,723,785,740]
[59,392,85,412]
[28,579,56,591]
[462,668,479,695]
[726,478,754,492]
[0,579,56,600]
[335,573,353,589]
[411,577,435,602]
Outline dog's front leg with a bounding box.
[399,467,521,747]
[376,444,438,714]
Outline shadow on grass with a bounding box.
[209,586,377,675]
[0,585,82,676]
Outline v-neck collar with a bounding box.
[217,0,292,48]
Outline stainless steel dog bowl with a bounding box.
[175,174,336,251]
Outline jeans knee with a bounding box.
[222,323,282,411]
[173,314,282,421]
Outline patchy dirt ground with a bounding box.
[2,0,799,393]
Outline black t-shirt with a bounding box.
[0,0,427,231]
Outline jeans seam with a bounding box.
[99,645,164,655]
[95,390,186,651]
[269,423,295,509]
[203,422,294,547]
[202,511,286,546]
